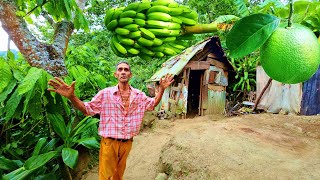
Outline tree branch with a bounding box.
[25,0,50,17]
[41,11,55,27]
[0,1,69,76]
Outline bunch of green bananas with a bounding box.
[104,0,198,60]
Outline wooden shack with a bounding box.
[147,36,235,118]
[256,66,320,115]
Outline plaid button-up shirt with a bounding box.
[84,85,155,139]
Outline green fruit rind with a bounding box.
[151,0,174,6]
[146,20,181,30]
[117,35,135,46]
[124,2,140,11]
[147,5,170,14]
[168,7,184,16]
[105,8,116,26]
[110,38,124,57]
[155,51,165,58]
[115,27,130,36]
[136,2,152,13]
[139,53,153,61]
[136,13,146,19]
[137,37,154,46]
[139,27,156,40]
[147,12,172,22]
[118,18,134,26]
[120,10,137,18]
[123,24,140,31]
[153,38,163,46]
[158,36,176,42]
[148,29,181,36]
[163,47,177,55]
[107,19,118,31]
[127,47,140,55]
[112,36,127,55]
[128,31,142,39]
[134,19,146,27]
[260,23,320,84]
[177,16,197,25]
[181,11,198,20]
[111,7,125,21]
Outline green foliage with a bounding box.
[0,54,102,178]
[226,54,257,102]
[226,13,280,58]
[231,55,257,92]
[186,0,240,23]
[16,0,89,31]
[256,0,320,36]
[0,58,13,93]
[62,148,78,169]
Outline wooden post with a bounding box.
[253,78,272,111]
[199,74,203,115]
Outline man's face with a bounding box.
[114,63,132,83]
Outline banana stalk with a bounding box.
[182,23,233,34]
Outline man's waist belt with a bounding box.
[108,137,133,142]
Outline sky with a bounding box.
[0,22,18,51]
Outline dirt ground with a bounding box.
[83,113,320,180]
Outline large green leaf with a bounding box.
[0,79,17,104]
[41,138,59,153]
[70,116,91,136]
[38,70,48,97]
[0,58,13,93]
[17,67,43,95]
[62,148,78,169]
[32,138,48,156]
[63,0,71,19]
[2,167,25,180]
[7,169,35,180]
[22,86,35,117]
[28,91,43,120]
[47,113,67,139]
[226,13,280,58]
[0,156,20,171]
[24,151,57,170]
[71,117,99,138]
[74,137,100,149]
[4,88,22,121]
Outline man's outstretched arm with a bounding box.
[154,74,174,107]
[48,77,87,114]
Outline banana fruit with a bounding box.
[104,0,199,60]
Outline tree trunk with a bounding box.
[0,1,74,77]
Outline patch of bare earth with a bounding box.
[83,113,320,180]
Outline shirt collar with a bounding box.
[112,84,137,95]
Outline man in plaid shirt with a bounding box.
[48,61,174,180]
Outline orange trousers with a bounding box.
[99,137,133,180]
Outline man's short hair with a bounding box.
[116,60,131,72]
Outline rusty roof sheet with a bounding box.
[147,38,212,82]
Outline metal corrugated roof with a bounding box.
[146,38,212,82]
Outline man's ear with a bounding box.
[114,72,117,78]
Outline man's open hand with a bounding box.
[48,77,76,99]
[159,74,174,90]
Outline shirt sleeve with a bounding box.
[83,90,104,116]
[141,92,155,111]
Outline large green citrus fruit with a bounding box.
[260,23,320,84]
